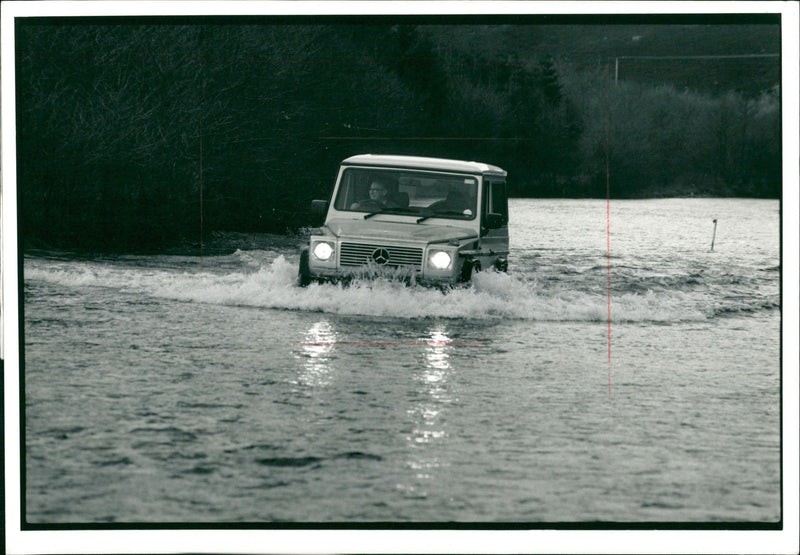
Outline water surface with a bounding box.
[24,198,781,523]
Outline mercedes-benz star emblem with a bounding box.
[371,248,390,265]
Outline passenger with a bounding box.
[351,178,398,211]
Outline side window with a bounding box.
[333,171,353,211]
[334,170,370,211]
[486,180,509,224]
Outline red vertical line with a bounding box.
[605,65,612,396]
[606,128,612,367]
[199,26,205,276]
[200,133,204,274]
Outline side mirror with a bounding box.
[311,199,329,216]
[485,212,504,229]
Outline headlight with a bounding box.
[429,250,452,270]
[312,241,334,261]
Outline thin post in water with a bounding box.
[711,218,718,251]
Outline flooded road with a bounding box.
[23,198,781,523]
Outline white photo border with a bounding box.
[3,2,798,554]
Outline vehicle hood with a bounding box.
[323,218,477,244]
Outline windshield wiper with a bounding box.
[417,210,465,223]
[363,209,390,220]
[364,207,417,220]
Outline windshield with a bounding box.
[333,168,479,220]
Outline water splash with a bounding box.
[22,253,769,323]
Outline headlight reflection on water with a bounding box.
[296,320,337,387]
[402,326,455,490]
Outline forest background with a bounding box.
[15,18,781,251]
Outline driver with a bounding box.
[351,178,398,211]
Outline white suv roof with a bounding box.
[342,154,507,177]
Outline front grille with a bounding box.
[340,242,423,269]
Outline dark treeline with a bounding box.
[16,22,781,251]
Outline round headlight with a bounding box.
[313,242,334,261]
[429,250,452,270]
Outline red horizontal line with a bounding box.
[298,341,484,347]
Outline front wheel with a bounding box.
[297,248,312,287]
[459,258,481,283]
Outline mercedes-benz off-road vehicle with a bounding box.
[298,155,509,287]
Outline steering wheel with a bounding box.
[357,199,384,212]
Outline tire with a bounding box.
[459,258,481,283]
[298,248,312,287]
